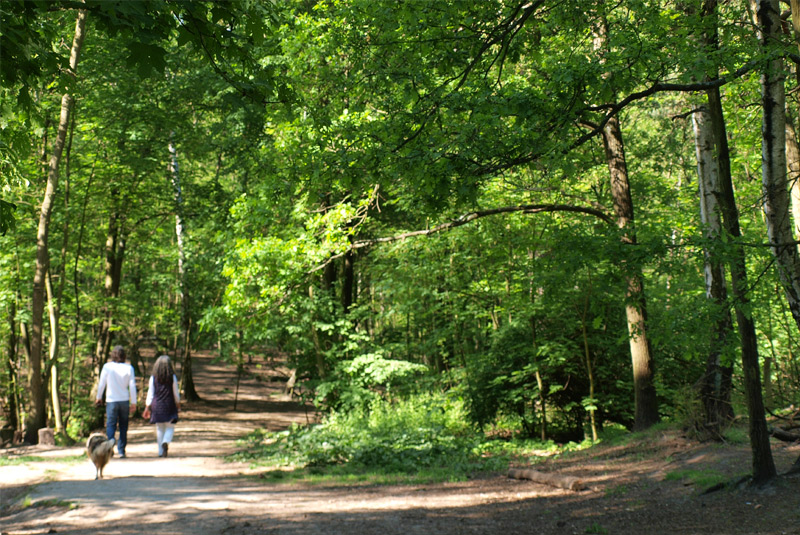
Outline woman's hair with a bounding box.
[110,345,126,363]
[152,355,174,385]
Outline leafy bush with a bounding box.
[465,322,588,440]
[314,351,427,412]
[231,392,507,478]
[66,397,102,439]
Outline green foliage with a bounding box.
[465,322,541,433]
[231,393,506,479]
[315,352,428,412]
[65,398,101,440]
[463,320,596,440]
[3,0,800,469]
[0,455,85,466]
[585,522,609,535]
[0,198,15,234]
[663,468,735,490]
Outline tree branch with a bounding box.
[475,58,761,177]
[310,202,611,272]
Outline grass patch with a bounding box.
[24,497,78,510]
[253,464,483,486]
[664,468,729,488]
[585,522,609,534]
[0,456,48,466]
[721,425,749,445]
[604,483,629,497]
[0,455,85,467]
[15,494,77,511]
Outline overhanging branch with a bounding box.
[310,202,611,272]
[476,59,762,177]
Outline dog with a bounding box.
[86,433,115,480]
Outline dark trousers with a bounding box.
[105,401,129,455]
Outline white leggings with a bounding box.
[155,422,175,455]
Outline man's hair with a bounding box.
[110,345,126,363]
[152,355,174,385]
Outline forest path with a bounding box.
[0,351,564,535]
[0,350,320,534]
[2,351,800,535]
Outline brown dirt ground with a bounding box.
[1,351,799,535]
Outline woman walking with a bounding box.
[142,355,180,457]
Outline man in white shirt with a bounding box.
[95,345,137,458]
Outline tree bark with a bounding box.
[579,271,599,442]
[789,1,800,244]
[342,247,354,313]
[786,117,800,240]
[690,0,777,484]
[6,301,19,431]
[94,201,124,369]
[169,137,199,401]
[66,159,94,424]
[710,85,776,483]
[25,9,87,444]
[757,0,800,331]
[692,104,735,434]
[601,115,659,431]
[45,271,64,435]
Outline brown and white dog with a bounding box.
[86,433,115,480]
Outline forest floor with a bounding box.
[1,350,799,535]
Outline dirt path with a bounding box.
[2,352,800,535]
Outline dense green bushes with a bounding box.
[231,393,507,480]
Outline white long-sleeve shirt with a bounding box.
[96,361,137,404]
[145,375,180,406]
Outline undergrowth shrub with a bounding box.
[66,397,102,439]
[314,351,428,412]
[231,392,507,477]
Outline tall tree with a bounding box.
[697,0,776,482]
[692,105,734,434]
[26,8,87,444]
[691,0,736,435]
[594,10,659,430]
[756,0,800,332]
[600,115,659,431]
[169,136,199,401]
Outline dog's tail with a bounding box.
[86,433,115,455]
[87,433,116,479]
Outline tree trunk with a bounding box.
[342,247,354,313]
[66,159,94,424]
[757,0,800,332]
[25,9,87,444]
[692,104,735,434]
[94,203,124,368]
[6,301,19,431]
[601,116,659,431]
[786,118,800,240]
[45,271,64,435]
[700,0,776,486]
[789,1,800,246]
[507,468,586,491]
[579,271,599,442]
[593,12,658,431]
[709,85,776,483]
[789,1,800,461]
[169,137,199,401]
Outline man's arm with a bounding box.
[95,365,108,405]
